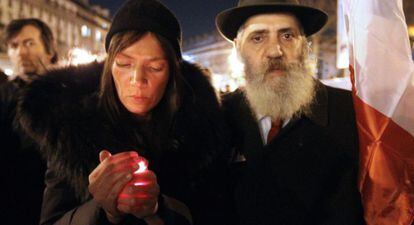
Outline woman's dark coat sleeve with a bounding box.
[40,166,108,225]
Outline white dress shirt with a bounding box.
[257,115,289,144]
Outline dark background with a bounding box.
[90,0,238,39]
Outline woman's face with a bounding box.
[112,33,170,117]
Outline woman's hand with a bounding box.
[117,169,160,219]
[88,150,140,223]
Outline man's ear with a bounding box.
[234,38,240,51]
[233,38,243,61]
[47,49,58,64]
[47,53,53,64]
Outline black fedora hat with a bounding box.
[216,0,328,41]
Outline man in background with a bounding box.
[0,18,57,225]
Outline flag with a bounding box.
[342,0,414,224]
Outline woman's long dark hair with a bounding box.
[99,31,184,157]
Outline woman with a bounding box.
[18,0,232,224]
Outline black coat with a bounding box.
[0,70,7,84]
[18,61,233,225]
[222,82,366,225]
[0,77,46,225]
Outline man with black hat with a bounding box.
[217,0,365,224]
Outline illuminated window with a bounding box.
[95,30,102,41]
[81,25,91,37]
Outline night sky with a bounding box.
[90,0,238,39]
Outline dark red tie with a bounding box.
[267,119,281,143]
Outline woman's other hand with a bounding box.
[88,150,140,223]
[117,168,160,219]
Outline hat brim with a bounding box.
[216,4,328,41]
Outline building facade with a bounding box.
[0,0,111,73]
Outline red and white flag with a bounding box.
[342,0,414,224]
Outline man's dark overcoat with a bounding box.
[0,77,46,225]
[222,82,366,225]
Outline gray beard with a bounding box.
[244,61,316,121]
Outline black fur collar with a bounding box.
[18,60,226,200]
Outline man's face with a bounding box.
[235,13,304,83]
[7,25,52,76]
[235,13,315,120]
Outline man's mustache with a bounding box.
[265,58,287,74]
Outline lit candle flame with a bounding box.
[134,160,147,174]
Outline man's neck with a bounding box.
[10,73,37,84]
